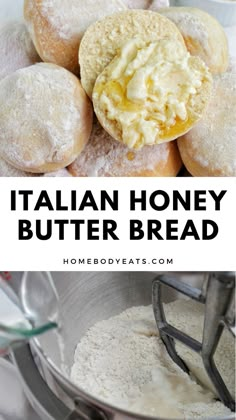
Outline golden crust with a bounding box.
[24,0,127,74]
[24,0,80,73]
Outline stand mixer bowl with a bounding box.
[11,272,235,420]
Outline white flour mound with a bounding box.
[71,300,234,419]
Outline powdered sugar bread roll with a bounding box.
[93,37,212,149]
[177,70,236,177]
[158,7,229,74]
[24,0,127,74]
[0,63,93,173]
[0,21,40,81]
[68,122,182,177]
[79,10,185,98]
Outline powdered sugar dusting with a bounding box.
[160,11,209,48]
[69,122,170,177]
[181,70,236,176]
[0,21,40,81]
[0,63,83,169]
[0,156,39,177]
[40,0,126,40]
[0,156,72,177]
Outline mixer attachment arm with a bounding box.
[152,272,235,412]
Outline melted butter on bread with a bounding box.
[93,38,212,149]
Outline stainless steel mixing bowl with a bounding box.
[12,272,235,420]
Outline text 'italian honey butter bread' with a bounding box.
[79,10,185,98]
[24,0,127,74]
[177,67,236,177]
[93,37,212,149]
[158,7,229,74]
[0,21,40,82]
[0,63,93,173]
[68,122,182,177]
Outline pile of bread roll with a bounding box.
[0,0,235,177]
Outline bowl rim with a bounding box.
[31,330,235,420]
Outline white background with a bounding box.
[0,178,235,271]
[0,2,235,272]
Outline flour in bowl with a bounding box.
[71,300,234,418]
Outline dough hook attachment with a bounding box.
[152,272,235,412]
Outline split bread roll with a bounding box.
[158,7,229,74]
[0,63,93,173]
[79,10,186,98]
[68,122,182,177]
[93,37,212,149]
[24,0,127,74]
[0,21,40,81]
[177,69,236,177]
